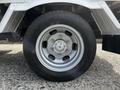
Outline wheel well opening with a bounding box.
[16,3,101,39]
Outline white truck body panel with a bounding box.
[0,0,120,35]
[10,0,102,10]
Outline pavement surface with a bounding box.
[0,43,120,90]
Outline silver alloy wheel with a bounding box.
[36,24,84,72]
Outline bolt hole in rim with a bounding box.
[36,24,84,72]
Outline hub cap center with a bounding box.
[53,40,67,54]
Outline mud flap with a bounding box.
[103,35,120,54]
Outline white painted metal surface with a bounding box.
[92,1,120,35]
[0,0,120,35]
[0,0,114,9]
[10,0,101,10]
[0,5,25,33]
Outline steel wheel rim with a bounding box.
[36,24,84,72]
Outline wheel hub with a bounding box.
[47,33,72,58]
[53,40,67,54]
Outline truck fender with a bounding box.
[10,0,102,11]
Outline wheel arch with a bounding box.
[16,3,101,38]
[10,0,101,11]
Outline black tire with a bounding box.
[23,11,96,82]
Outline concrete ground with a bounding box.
[0,43,120,90]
